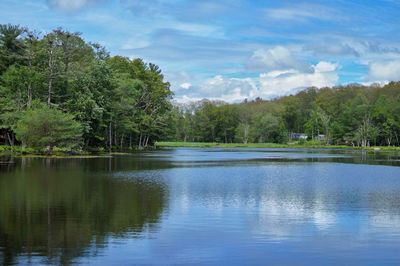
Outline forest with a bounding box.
[0,24,173,152]
[168,82,400,147]
[1,24,400,152]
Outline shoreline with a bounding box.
[155,141,400,151]
[1,143,399,158]
[0,146,137,158]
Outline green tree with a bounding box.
[0,24,26,75]
[251,113,287,143]
[15,104,82,150]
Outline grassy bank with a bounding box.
[0,145,105,158]
[155,141,400,151]
[156,142,291,148]
[0,145,150,158]
[2,143,399,158]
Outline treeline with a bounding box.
[168,82,400,147]
[0,24,172,151]
[2,24,400,151]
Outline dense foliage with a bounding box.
[168,83,400,147]
[0,24,172,150]
[1,24,400,150]
[15,104,82,150]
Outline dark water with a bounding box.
[1,148,400,265]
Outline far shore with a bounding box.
[155,141,400,151]
[1,143,399,158]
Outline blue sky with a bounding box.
[1,0,400,102]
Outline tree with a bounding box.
[372,95,398,146]
[235,105,252,144]
[0,24,26,75]
[0,24,173,150]
[251,113,286,143]
[236,123,250,144]
[304,105,331,143]
[15,104,82,151]
[0,65,42,145]
[353,115,379,147]
[65,62,114,147]
[105,56,172,149]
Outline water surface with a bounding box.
[1,148,400,265]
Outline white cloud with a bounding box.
[247,46,303,71]
[172,22,224,38]
[180,82,192,89]
[175,61,339,103]
[314,61,338,72]
[258,61,339,98]
[199,75,258,102]
[173,75,258,103]
[367,60,400,82]
[48,0,95,10]
[165,71,200,92]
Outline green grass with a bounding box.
[0,145,96,158]
[0,145,145,158]
[0,145,35,155]
[155,141,289,148]
[155,141,400,151]
[2,142,399,158]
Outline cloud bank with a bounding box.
[174,57,339,102]
[367,60,400,82]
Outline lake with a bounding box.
[1,148,400,265]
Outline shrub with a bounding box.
[14,104,82,151]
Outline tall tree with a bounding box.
[0,24,26,75]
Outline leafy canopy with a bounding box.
[15,103,82,149]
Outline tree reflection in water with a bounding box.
[0,157,167,265]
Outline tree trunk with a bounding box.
[27,37,34,108]
[109,121,112,153]
[27,54,33,108]
[120,133,124,149]
[243,123,249,144]
[47,44,54,106]
[27,83,32,108]
[6,132,14,146]
[138,134,142,149]
[114,131,117,149]
[144,135,148,148]
[142,135,146,148]
[47,75,53,105]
